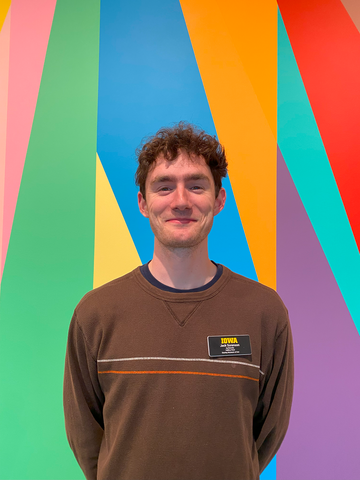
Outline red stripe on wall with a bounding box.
[278,0,360,249]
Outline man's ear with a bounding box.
[214,188,226,216]
[138,191,149,218]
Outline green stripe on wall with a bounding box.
[0,0,100,478]
[277,10,360,335]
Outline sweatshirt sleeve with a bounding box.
[253,321,294,472]
[63,311,105,480]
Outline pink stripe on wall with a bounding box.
[0,6,11,284]
[1,0,57,277]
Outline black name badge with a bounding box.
[207,335,252,357]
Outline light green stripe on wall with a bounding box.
[277,10,360,334]
[0,0,100,478]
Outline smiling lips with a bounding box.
[166,218,197,224]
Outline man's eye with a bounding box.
[190,185,202,191]
[159,186,171,192]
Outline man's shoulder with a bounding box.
[222,266,289,328]
[224,266,285,302]
[75,267,141,317]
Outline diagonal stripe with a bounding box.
[1,0,57,277]
[180,0,278,288]
[94,154,141,288]
[276,147,360,479]
[0,1,11,33]
[0,1,100,478]
[0,5,11,287]
[97,0,256,281]
[98,370,259,381]
[277,10,360,335]
[278,0,360,250]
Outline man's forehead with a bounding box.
[150,151,208,172]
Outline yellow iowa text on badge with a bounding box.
[221,337,238,344]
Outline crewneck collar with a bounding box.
[133,264,232,302]
[140,261,223,294]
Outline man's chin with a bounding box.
[158,235,205,250]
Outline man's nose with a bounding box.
[171,185,191,210]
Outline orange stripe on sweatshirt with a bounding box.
[98,370,259,382]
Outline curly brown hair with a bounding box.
[135,122,228,198]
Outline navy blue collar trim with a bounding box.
[140,261,223,293]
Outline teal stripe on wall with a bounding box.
[0,0,100,478]
[277,10,360,334]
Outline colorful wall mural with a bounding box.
[0,1,359,479]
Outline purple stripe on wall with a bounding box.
[276,147,360,480]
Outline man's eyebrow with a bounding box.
[150,173,210,185]
[150,175,174,185]
[185,173,210,182]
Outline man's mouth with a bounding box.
[166,218,196,224]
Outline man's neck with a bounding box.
[149,240,217,290]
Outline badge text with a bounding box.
[221,337,238,344]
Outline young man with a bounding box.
[64,123,293,480]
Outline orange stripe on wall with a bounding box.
[180,0,278,288]
[98,370,259,381]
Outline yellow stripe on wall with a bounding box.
[94,154,141,288]
[0,1,11,33]
[180,0,277,288]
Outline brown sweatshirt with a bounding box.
[64,266,293,480]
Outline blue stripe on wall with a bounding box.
[97,0,256,279]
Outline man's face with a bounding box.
[138,150,226,250]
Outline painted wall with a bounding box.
[0,1,359,479]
